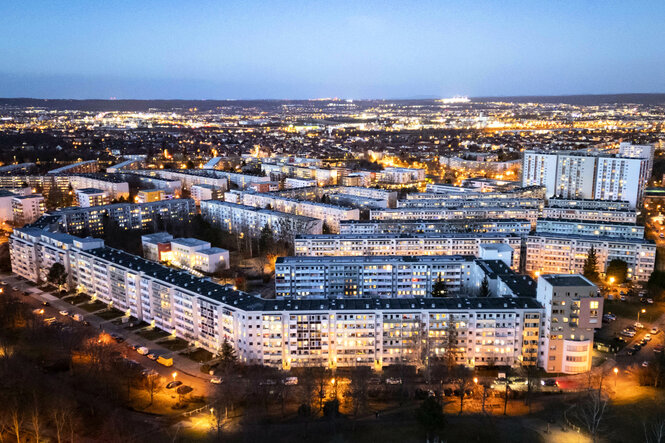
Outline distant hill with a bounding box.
[0,94,664,111]
[472,93,665,105]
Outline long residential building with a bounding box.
[397,197,543,210]
[9,227,598,373]
[540,207,637,224]
[546,198,633,211]
[227,190,359,233]
[535,218,645,239]
[200,200,323,239]
[137,169,231,191]
[51,199,195,236]
[370,207,539,227]
[0,173,130,199]
[294,233,521,269]
[276,255,492,298]
[339,219,532,236]
[525,233,656,282]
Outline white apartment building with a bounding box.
[190,184,223,204]
[537,275,602,374]
[619,142,655,178]
[339,219,532,236]
[536,219,645,239]
[294,233,520,269]
[547,198,633,211]
[397,197,543,210]
[594,156,649,208]
[137,169,233,191]
[555,154,596,199]
[68,174,130,199]
[521,152,558,196]
[541,207,637,224]
[370,207,540,228]
[284,178,317,189]
[161,237,230,273]
[275,255,490,298]
[230,191,359,233]
[75,188,110,208]
[521,150,648,207]
[0,190,15,223]
[53,199,195,236]
[12,195,45,226]
[47,160,99,175]
[378,167,426,184]
[201,200,323,238]
[9,227,596,372]
[526,234,656,282]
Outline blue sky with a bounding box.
[1,0,664,99]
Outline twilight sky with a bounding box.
[1,0,664,99]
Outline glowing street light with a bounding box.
[613,367,619,387]
[172,371,178,382]
[608,276,615,285]
[638,309,646,323]
[473,377,478,384]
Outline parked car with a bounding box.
[284,376,298,386]
[647,298,654,304]
[210,377,223,384]
[634,322,645,329]
[645,334,652,342]
[642,361,650,368]
[166,381,182,389]
[136,346,149,355]
[59,310,69,316]
[386,377,402,385]
[651,327,660,335]
[654,345,664,354]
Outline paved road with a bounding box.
[1,273,215,399]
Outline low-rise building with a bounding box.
[75,188,110,208]
[136,189,165,203]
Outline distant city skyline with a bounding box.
[1,0,664,99]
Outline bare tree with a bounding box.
[8,399,23,443]
[574,392,609,442]
[347,366,372,417]
[143,372,164,406]
[453,366,473,415]
[30,391,43,443]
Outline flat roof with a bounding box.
[542,275,593,287]
[171,238,209,247]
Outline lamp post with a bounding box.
[638,309,646,324]
[613,367,618,388]
[172,371,177,382]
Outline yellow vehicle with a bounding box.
[157,356,173,367]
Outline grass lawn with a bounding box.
[604,299,664,321]
[63,294,91,305]
[79,300,108,312]
[157,337,189,352]
[181,348,214,363]
[96,308,125,320]
[137,327,171,341]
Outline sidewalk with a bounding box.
[3,273,214,394]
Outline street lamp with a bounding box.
[613,367,619,387]
[172,371,177,382]
[638,309,646,324]
[608,276,615,285]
